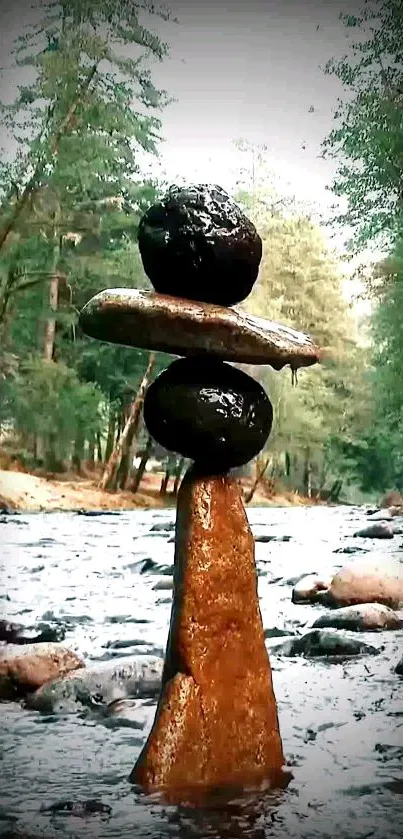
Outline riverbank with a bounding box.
[0,468,316,513]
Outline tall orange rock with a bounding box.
[131,467,285,795]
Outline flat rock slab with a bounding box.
[79,289,320,370]
[131,467,286,795]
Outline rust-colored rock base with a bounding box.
[130,467,285,796]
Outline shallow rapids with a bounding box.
[1,505,402,838]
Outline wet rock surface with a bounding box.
[1,505,403,838]
[131,469,285,793]
[79,289,320,370]
[137,184,262,306]
[143,358,273,469]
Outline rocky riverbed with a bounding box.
[1,504,403,838]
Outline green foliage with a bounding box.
[238,200,367,495]
[0,0,173,471]
[2,357,104,468]
[322,0,403,251]
[0,0,171,321]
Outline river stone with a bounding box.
[291,573,332,604]
[312,603,403,632]
[270,629,379,658]
[395,656,403,676]
[130,467,286,794]
[366,510,394,522]
[79,289,319,371]
[379,491,403,509]
[0,643,84,699]
[353,523,394,539]
[325,558,403,609]
[137,184,262,306]
[143,358,273,469]
[26,655,164,713]
[0,619,65,645]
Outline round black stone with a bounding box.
[137,184,262,306]
[143,358,273,469]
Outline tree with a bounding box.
[0,0,172,328]
[322,0,403,252]
[0,0,174,472]
[1,356,103,470]
[238,205,368,498]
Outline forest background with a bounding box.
[1,0,402,507]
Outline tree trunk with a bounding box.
[160,467,171,496]
[96,432,103,464]
[119,417,146,490]
[303,447,312,498]
[43,273,59,361]
[160,453,176,495]
[99,353,155,492]
[130,435,154,494]
[244,455,271,504]
[87,436,95,469]
[105,408,116,463]
[72,429,85,474]
[173,457,185,496]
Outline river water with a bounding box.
[1,505,403,839]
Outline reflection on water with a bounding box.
[1,505,403,838]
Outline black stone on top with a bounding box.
[137,184,262,307]
[143,357,273,470]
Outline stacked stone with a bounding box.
[79,184,320,801]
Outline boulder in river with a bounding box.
[40,799,112,817]
[0,643,84,700]
[312,603,403,632]
[268,629,379,658]
[325,558,403,609]
[104,697,150,729]
[0,619,65,645]
[152,578,173,591]
[131,468,286,793]
[366,510,394,522]
[379,490,403,509]
[291,574,332,604]
[0,493,16,514]
[26,655,163,713]
[353,523,394,539]
[395,656,403,676]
